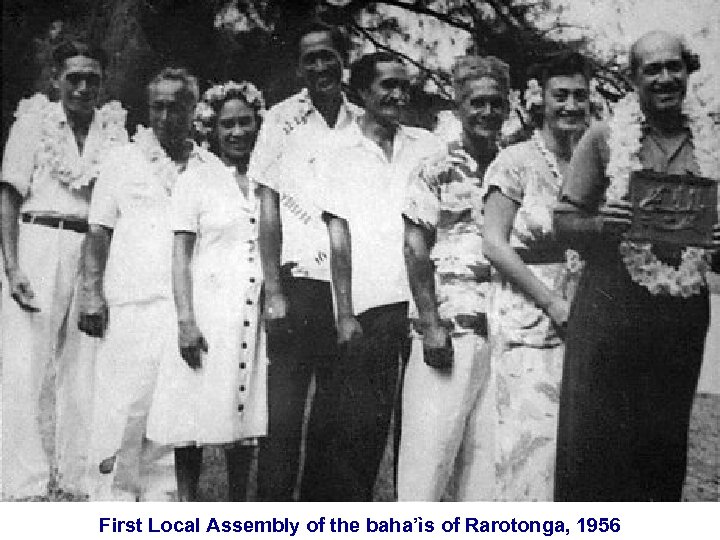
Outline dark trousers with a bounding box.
[256,276,338,501]
[555,261,708,501]
[300,302,410,501]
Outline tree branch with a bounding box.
[351,22,454,100]
[369,0,475,34]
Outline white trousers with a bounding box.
[2,222,96,499]
[88,300,176,501]
[398,333,495,501]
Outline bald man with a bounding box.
[553,31,720,501]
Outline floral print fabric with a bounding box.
[404,140,491,336]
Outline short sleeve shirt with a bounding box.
[247,89,362,281]
[1,95,128,219]
[313,123,443,316]
[403,139,491,335]
[89,136,214,305]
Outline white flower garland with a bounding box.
[132,126,183,195]
[16,93,127,190]
[194,80,266,140]
[605,92,719,297]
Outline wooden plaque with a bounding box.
[628,171,717,248]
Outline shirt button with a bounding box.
[241,342,248,349]
[248,257,254,263]
[240,362,246,369]
[246,300,253,305]
[249,277,256,283]
[250,218,256,224]
[244,320,250,327]
[237,404,244,412]
[240,385,246,392]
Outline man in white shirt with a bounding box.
[249,21,363,501]
[1,41,128,499]
[305,52,442,501]
[78,68,213,501]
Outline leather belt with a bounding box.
[22,213,89,234]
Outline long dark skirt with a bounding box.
[555,258,709,501]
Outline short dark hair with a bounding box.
[527,51,591,88]
[295,20,349,63]
[147,67,199,107]
[52,40,108,71]
[349,52,403,93]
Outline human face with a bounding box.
[632,34,688,116]
[55,55,103,118]
[148,79,194,151]
[360,61,409,127]
[216,98,259,164]
[298,31,343,100]
[457,77,508,143]
[542,74,590,134]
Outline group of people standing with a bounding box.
[1,21,717,503]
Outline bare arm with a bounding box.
[173,231,207,369]
[483,189,567,326]
[78,224,112,336]
[326,214,362,345]
[257,185,288,320]
[0,183,38,311]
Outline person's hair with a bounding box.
[452,55,510,102]
[349,51,403,93]
[52,40,108,71]
[628,32,700,77]
[147,67,199,107]
[526,51,591,127]
[295,20,349,63]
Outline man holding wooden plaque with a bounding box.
[553,30,720,501]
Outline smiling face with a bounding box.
[360,61,409,127]
[216,98,259,164]
[148,79,195,151]
[55,55,104,117]
[632,33,688,117]
[542,74,590,134]
[298,31,343,101]
[457,76,508,143]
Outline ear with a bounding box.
[358,87,370,106]
[50,66,61,90]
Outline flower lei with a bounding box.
[531,130,585,277]
[132,126,184,195]
[193,80,266,141]
[606,92,719,297]
[16,93,127,190]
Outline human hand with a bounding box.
[545,296,570,332]
[422,322,453,370]
[337,314,363,346]
[178,319,208,370]
[78,293,108,337]
[6,266,40,312]
[598,200,633,238]
[264,292,289,321]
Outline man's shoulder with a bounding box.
[263,90,310,122]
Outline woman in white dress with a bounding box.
[147,82,267,501]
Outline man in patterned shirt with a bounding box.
[399,55,511,500]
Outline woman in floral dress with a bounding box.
[147,82,267,501]
[482,53,591,500]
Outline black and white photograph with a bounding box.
[1,0,718,507]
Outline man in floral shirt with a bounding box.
[399,55,510,500]
[0,41,127,500]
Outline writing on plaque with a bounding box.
[628,171,717,248]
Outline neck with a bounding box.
[310,90,342,127]
[359,113,398,148]
[462,131,498,167]
[540,125,576,161]
[163,140,191,164]
[222,154,249,175]
[63,105,93,134]
[644,107,685,134]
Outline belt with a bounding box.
[22,213,89,234]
